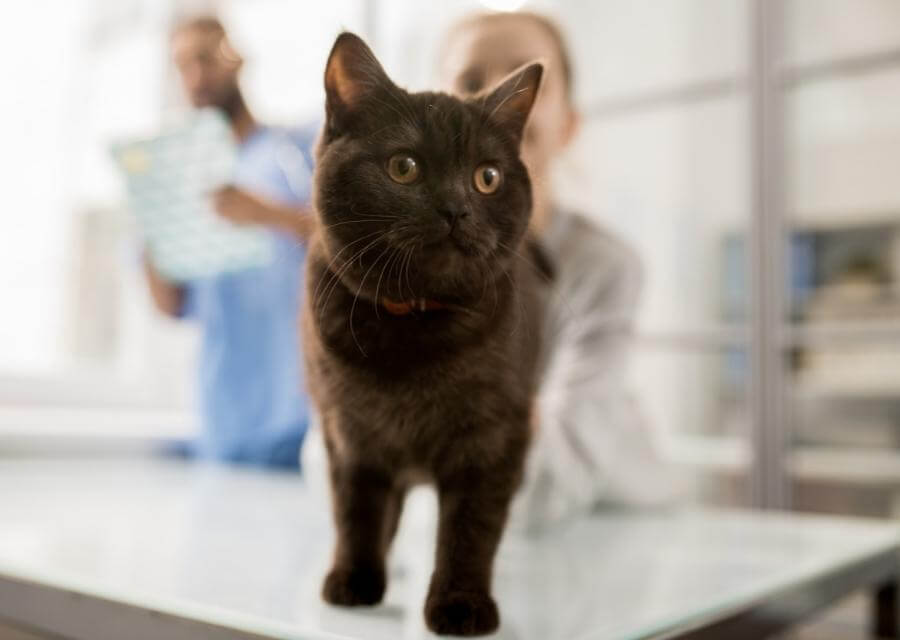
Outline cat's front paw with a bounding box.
[322,565,386,606]
[425,589,499,636]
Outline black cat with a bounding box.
[302,32,544,636]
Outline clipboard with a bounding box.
[112,108,271,283]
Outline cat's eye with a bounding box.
[387,154,420,184]
[473,164,502,194]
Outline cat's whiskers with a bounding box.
[315,233,386,321]
[320,218,395,231]
[312,232,382,309]
[387,241,413,305]
[482,256,502,319]
[373,244,406,320]
[348,203,403,221]
[315,236,383,318]
[312,230,383,307]
[271,212,399,261]
[348,242,396,355]
[401,243,419,302]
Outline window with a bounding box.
[0,0,364,435]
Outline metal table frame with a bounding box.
[658,548,899,639]
[0,549,897,640]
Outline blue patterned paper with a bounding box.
[112,109,271,283]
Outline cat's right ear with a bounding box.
[481,62,544,147]
[324,32,393,133]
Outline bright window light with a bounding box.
[478,0,528,12]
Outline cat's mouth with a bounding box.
[449,234,481,257]
[416,229,483,257]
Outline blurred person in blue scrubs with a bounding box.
[144,16,314,468]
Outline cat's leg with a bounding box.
[424,473,517,636]
[322,461,396,606]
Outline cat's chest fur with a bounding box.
[302,240,540,477]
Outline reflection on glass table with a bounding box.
[0,459,897,640]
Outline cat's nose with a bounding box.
[437,208,469,228]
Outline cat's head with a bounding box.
[312,32,542,306]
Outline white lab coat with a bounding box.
[510,211,681,530]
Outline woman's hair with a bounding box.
[441,11,574,103]
[170,14,226,40]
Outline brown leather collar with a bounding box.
[381,297,447,316]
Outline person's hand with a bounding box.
[211,185,269,226]
[141,247,185,317]
[212,184,314,240]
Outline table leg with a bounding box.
[874,580,899,639]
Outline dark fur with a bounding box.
[302,33,545,636]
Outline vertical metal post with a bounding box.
[749,0,790,509]
[874,579,900,639]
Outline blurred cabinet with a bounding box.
[781,0,900,518]
[543,0,755,506]
[541,0,900,514]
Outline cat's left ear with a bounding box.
[324,32,395,133]
[482,62,544,146]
